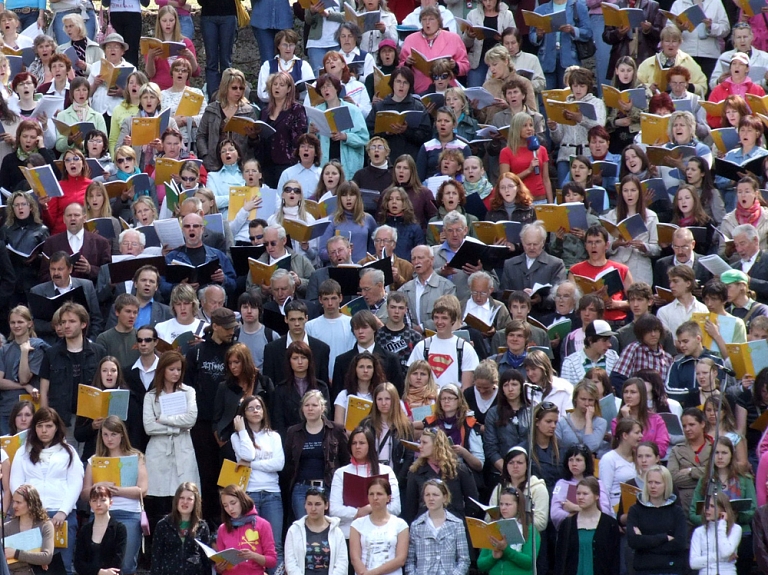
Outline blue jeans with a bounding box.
[111,509,142,574]
[557,160,570,186]
[252,27,278,64]
[17,10,38,30]
[545,58,567,90]
[307,46,338,76]
[179,14,195,40]
[47,509,77,575]
[248,491,283,572]
[51,9,97,44]
[200,15,237,98]
[467,62,488,88]
[590,13,609,93]
[291,483,310,520]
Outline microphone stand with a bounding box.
[523,383,541,575]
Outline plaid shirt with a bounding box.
[613,341,673,382]
[405,510,470,575]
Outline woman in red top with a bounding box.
[498,111,552,204]
[42,148,92,235]
[707,53,765,129]
[144,6,199,91]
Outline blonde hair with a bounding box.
[86,181,112,219]
[276,179,310,224]
[155,5,182,41]
[194,188,219,214]
[409,428,458,479]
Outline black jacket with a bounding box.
[184,333,231,422]
[403,461,480,523]
[602,0,663,80]
[734,250,768,305]
[213,374,275,440]
[0,221,47,295]
[74,517,126,575]
[271,378,331,436]
[365,94,432,161]
[331,344,404,401]
[125,364,152,452]
[284,417,349,488]
[40,338,106,423]
[360,416,415,489]
[654,255,713,291]
[555,512,621,575]
[626,496,688,574]
[150,516,211,575]
[262,335,330,388]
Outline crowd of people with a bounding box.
[6,0,768,574]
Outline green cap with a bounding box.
[720,269,749,285]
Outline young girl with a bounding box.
[529,402,563,495]
[74,357,129,462]
[616,441,660,527]
[333,352,385,426]
[377,187,424,260]
[523,350,573,416]
[682,157,725,224]
[443,87,478,143]
[319,181,377,263]
[415,107,470,182]
[144,6,198,90]
[390,154,437,229]
[265,177,316,263]
[206,138,245,220]
[159,58,206,152]
[428,179,479,245]
[217,485,277,575]
[549,444,612,530]
[461,156,493,216]
[607,56,650,154]
[406,479,470,575]
[84,181,122,250]
[81,417,148,575]
[689,492,742,575]
[704,396,748,473]
[477,486,539,575]
[613,378,670,458]
[349,478,408,575]
[84,130,116,181]
[403,361,438,434]
[489,447,548,532]
[8,400,35,436]
[603,174,660,285]
[142,351,199,526]
[313,160,345,203]
[109,71,147,157]
[54,77,108,154]
[669,184,717,255]
[74,486,127,575]
[231,395,285,568]
[600,418,642,508]
[483,369,530,472]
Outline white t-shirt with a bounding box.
[334,390,373,410]
[599,449,638,507]
[406,335,480,388]
[155,318,208,344]
[351,515,408,575]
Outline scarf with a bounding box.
[406,387,436,410]
[678,215,696,227]
[736,200,762,227]
[117,166,141,182]
[16,146,35,161]
[435,415,462,446]
[503,350,527,368]
[464,177,493,200]
[230,514,257,529]
[73,102,89,122]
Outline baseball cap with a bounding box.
[731,52,750,67]
[585,319,616,338]
[378,39,397,51]
[720,269,749,285]
[210,308,238,330]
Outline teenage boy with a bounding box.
[376,292,423,379]
[701,279,747,356]
[610,314,674,393]
[490,291,550,352]
[657,265,708,336]
[616,282,677,355]
[561,319,620,385]
[332,310,404,398]
[96,293,141,370]
[238,290,280,369]
[665,321,724,403]
[306,279,356,379]
[723,268,768,327]
[490,320,531,371]
[407,295,480,390]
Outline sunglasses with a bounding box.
[136,337,156,343]
[180,176,197,183]
[432,73,450,81]
[267,240,280,247]
[283,186,301,194]
[250,234,264,241]
[116,157,133,164]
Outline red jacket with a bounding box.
[706,78,765,128]
[42,176,91,235]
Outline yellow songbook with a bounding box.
[131,110,169,147]
[91,455,139,486]
[19,393,40,410]
[410,49,445,77]
[659,6,707,33]
[602,3,646,28]
[541,88,571,103]
[282,218,332,242]
[373,110,423,134]
[691,312,719,350]
[248,258,278,287]
[726,339,768,380]
[747,93,768,116]
[373,66,392,98]
[711,128,739,153]
[344,396,373,432]
[217,459,252,489]
[304,200,323,219]
[0,429,27,463]
[466,517,525,549]
[699,100,726,118]
[76,385,130,420]
[544,100,584,126]
[153,157,202,185]
[139,37,187,59]
[228,186,261,221]
[640,113,670,145]
[176,88,205,117]
[98,58,134,89]
[533,203,585,233]
[521,10,567,33]
[54,522,67,549]
[620,482,641,511]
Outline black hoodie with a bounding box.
[626,494,688,574]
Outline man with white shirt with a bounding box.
[463,270,511,355]
[359,268,388,323]
[96,229,148,306]
[402,0,457,33]
[399,244,456,332]
[710,23,768,91]
[105,265,172,331]
[657,265,709,336]
[124,324,159,451]
[306,279,356,382]
[653,227,712,291]
[39,202,111,284]
[732,223,768,304]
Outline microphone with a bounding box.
[524,383,544,392]
[720,366,737,378]
[527,135,541,175]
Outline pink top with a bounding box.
[611,412,670,458]
[216,509,277,575]
[154,0,190,17]
[758,451,768,506]
[399,30,470,94]
[145,37,199,90]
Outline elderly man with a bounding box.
[358,225,414,290]
[248,224,314,297]
[501,221,567,318]
[30,251,103,343]
[359,268,389,322]
[197,285,227,323]
[653,227,712,291]
[730,223,768,304]
[432,211,498,305]
[161,213,236,300]
[40,202,112,283]
[463,271,511,354]
[307,236,355,303]
[96,228,159,306]
[399,245,456,331]
[105,264,172,331]
[179,197,228,253]
[711,23,768,91]
[264,269,300,317]
[637,27,708,97]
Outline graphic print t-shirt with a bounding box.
[304,525,331,575]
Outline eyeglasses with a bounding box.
[283,186,301,194]
[369,145,385,151]
[734,22,751,29]
[249,234,264,241]
[538,401,557,411]
[245,405,263,412]
[88,138,103,145]
[432,73,450,81]
[136,337,156,343]
[116,157,132,164]
[471,290,489,297]
[373,238,393,244]
[121,241,141,248]
[64,157,82,163]
[267,240,280,247]
[180,176,197,183]
[13,202,29,208]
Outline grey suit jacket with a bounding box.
[398,273,457,329]
[501,252,567,294]
[30,277,104,341]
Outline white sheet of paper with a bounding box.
[159,392,187,416]
[153,218,185,249]
[30,95,65,119]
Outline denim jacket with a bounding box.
[529,0,593,73]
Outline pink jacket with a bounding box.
[611,412,670,458]
[399,30,470,93]
[216,509,277,575]
[758,451,768,507]
[707,78,765,128]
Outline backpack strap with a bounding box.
[423,336,432,361]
